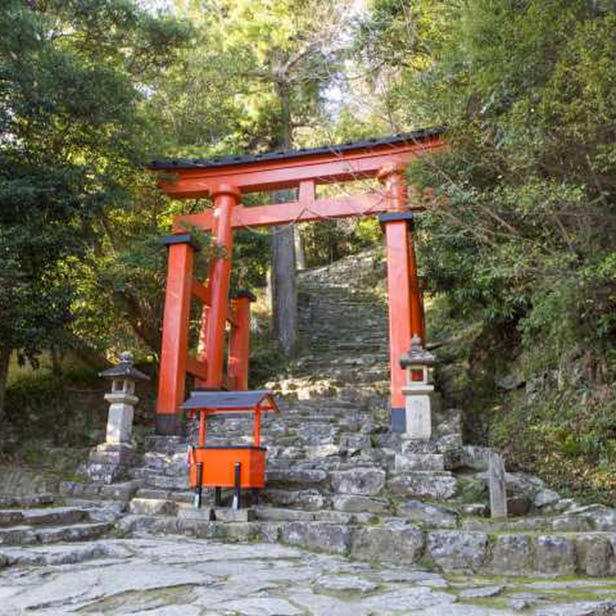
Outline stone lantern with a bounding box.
[399,335,436,440]
[86,351,150,483]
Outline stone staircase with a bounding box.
[107,250,616,579]
[0,493,113,562]
[0,246,603,583]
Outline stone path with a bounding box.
[1,535,615,615]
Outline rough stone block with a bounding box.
[266,469,329,487]
[0,527,37,546]
[256,522,282,543]
[88,443,135,466]
[212,508,256,523]
[330,468,386,496]
[254,507,314,522]
[350,523,424,564]
[211,522,260,542]
[332,494,390,515]
[533,489,561,509]
[0,511,24,527]
[552,505,616,532]
[280,522,351,555]
[387,472,457,500]
[534,535,576,576]
[459,446,491,471]
[100,481,141,501]
[59,481,103,499]
[484,533,532,575]
[426,531,488,572]
[339,433,372,455]
[144,435,185,454]
[460,503,489,518]
[394,454,445,472]
[574,534,613,577]
[313,510,356,524]
[144,472,189,491]
[396,500,458,528]
[129,498,177,517]
[263,489,327,511]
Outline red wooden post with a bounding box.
[407,229,424,341]
[228,291,255,391]
[204,184,239,389]
[156,234,198,435]
[254,408,261,447]
[195,301,210,389]
[198,410,206,447]
[378,167,424,432]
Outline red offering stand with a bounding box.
[181,390,279,509]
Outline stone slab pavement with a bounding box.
[0,535,615,615]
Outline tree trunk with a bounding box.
[0,347,11,426]
[271,193,298,356]
[271,78,298,357]
[294,227,306,271]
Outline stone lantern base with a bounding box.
[85,443,136,484]
[401,384,433,440]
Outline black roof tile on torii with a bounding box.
[148,126,445,170]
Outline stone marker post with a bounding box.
[399,336,436,439]
[86,352,150,483]
[488,450,508,519]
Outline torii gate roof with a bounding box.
[148,127,446,198]
[149,127,444,171]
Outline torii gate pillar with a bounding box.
[378,167,425,432]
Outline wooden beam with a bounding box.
[191,279,211,305]
[186,356,208,380]
[173,192,423,232]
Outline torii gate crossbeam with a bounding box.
[149,128,446,435]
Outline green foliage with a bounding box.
[0,0,191,380]
[356,0,616,498]
[489,377,616,504]
[408,0,616,364]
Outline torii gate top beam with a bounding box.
[148,127,445,199]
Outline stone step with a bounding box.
[144,435,186,453]
[387,472,458,500]
[134,488,194,503]
[111,504,616,579]
[0,494,55,509]
[0,522,112,546]
[0,507,89,529]
[265,468,330,488]
[59,480,142,502]
[0,540,131,568]
[129,498,179,516]
[277,520,616,577]
[141,451,188,475]
[394,453,446,472]
[262,488,330,511]
[141,472,190,491]
[254,507,316,522]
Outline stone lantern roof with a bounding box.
[99,351,150,381]
[399,335,436,368]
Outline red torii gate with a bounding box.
[149,128,445,435]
